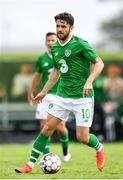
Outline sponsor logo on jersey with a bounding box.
[43,62,49,67]
[65,49,71,57]
[55,52,58,56]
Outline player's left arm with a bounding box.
[83,56,104,97]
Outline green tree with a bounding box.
[100,11,123,48]
[97,0,123,49]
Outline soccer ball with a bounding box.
[39,153,61,174]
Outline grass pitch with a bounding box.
[0,142,123,179]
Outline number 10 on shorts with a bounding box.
[81,108,91,122]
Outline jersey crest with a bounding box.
[65,49,71,57]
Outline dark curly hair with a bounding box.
[54,12,74,26]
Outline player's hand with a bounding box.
[28,92,34,106]
[83,81,92,97]
[32,92,46,104]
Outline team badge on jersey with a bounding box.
[65,49,71,57]
[48,103,53,109]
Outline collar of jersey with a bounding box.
[58,34,73,47]
[47,52,52,58]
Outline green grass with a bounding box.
[1,51,123,62]
[0,53,39,62]
[0,142,123,179]
[98,51,123,61]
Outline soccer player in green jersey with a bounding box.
[28,32,70,157]
[15,12,105,173]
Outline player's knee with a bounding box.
[55,125,61,132]
[42,124,54,137]
[76,133,88,144]
[40,120,46,130]
[56,122,66,134]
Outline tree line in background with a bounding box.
[98,0,123,50]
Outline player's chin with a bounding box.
[57,34,64,39]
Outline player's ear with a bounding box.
[70,25,74,31]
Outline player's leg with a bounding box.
[76,126,105,171]
[39,119,51,154]
[56,121,71,162]
[35,102,51,155]
[47,94,70,161]
[75,97,105,171]
[15,114,61,173]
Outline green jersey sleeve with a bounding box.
[52,57,59,69]
[51,48,59,69]
[80,40,98,63]
[35,56,43,73]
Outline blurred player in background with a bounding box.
[11,64,33,101]
[28,32,71,161]
[0,82,6,102]
[15,12,105,173]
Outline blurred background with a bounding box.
[0,0,123,144]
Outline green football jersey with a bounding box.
[51,36,98,98]
[35,52,58,94]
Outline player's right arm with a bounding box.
[28,72,41,104]
[33,68,59,104]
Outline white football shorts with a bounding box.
[48,95,94,127]
[35,94,56,119]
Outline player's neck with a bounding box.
[58,34,73,46]
[47,51,52,58]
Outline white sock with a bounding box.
[27,161,35,168]
[97,144,103,152]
